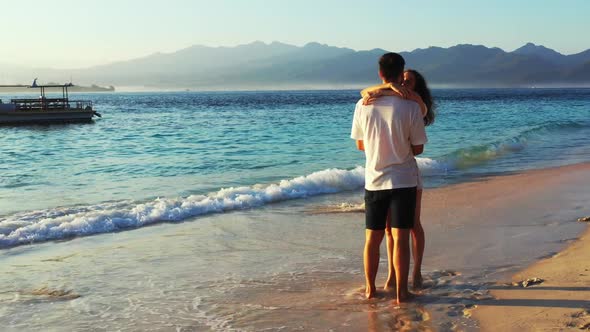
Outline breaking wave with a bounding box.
[425,120,588,172]
[0,167,366,248]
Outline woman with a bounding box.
[360,69,435,290]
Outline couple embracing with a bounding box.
[351,52,435,303]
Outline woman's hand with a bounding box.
[389,83,406,98]
[390,83,413,99]
[362,90,384,105]
[362,84,411,105]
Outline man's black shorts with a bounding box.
[364,187,417,230]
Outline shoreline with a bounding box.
[473,225,590,331]
[1,162,590,330]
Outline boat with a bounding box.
[0,81,101,124]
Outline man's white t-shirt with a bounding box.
[351,96,428,191]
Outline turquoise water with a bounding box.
[1,88,589,247]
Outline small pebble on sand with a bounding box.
[512,277,544,288]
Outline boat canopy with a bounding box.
[0,83,75,99]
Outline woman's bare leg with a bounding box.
[384,210,396,291]
[392,228,412,304]
[410,189,425,289]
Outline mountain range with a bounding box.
[1,42,589,89]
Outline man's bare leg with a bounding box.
[384,211,396,291]
[392,227,411,304]
[411,189,425,289]
[364,229,384,299]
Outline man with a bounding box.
[350,53,427,303]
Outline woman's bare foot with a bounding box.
[365,285,377,299]
[384,279,396,292]
[412,273,423,290]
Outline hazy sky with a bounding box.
[2,0,588,68]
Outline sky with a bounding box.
[1,0,589,68]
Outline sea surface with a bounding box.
[1,88,589,331]
[1,89,590,244]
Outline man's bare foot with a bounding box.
[396,291,415,305]
[412,273,423,290]
[365,285,377,299]
[384,279,396,292]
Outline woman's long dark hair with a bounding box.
[406,69,435,126]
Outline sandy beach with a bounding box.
[473,225,590,331]
[424,162,590,330]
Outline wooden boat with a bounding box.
[0,82,101,124]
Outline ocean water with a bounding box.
[1,88,590,331]
[1,89,589,246]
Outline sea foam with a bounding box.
[0,167,365,248]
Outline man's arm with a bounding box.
[351,102,365,150]
[356,140,365,151]
[411,144,424,156]
[409,104,428,153]
[408,91,428,117]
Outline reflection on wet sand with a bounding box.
[176,267,490,331]
[367,304,433,332]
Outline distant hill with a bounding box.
[70,84,115,92]
[0,83,115,93]
[513,42,568,65]
[1,42,589,89]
